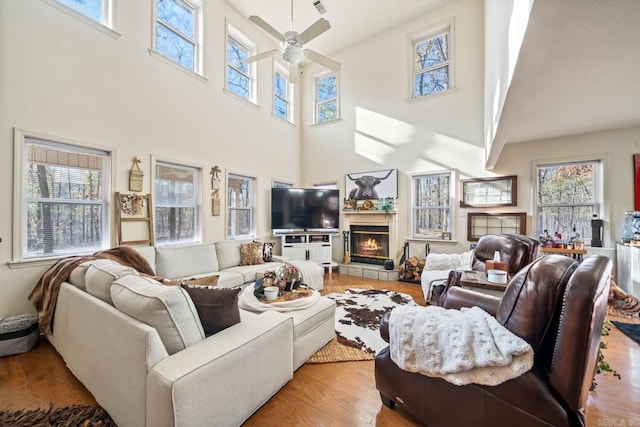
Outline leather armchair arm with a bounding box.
[442,287,501,316]
[379,312,391,343]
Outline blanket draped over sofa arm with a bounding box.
[389,305,534,386]
[28,246,156,334]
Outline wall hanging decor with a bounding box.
[129,156,144,192]
[210,166,221,216]
[345,169,398,200]
[115,192,154,246]
[460,175,517,207]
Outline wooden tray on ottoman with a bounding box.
[262,289,314,304]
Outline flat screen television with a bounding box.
[271,188,340,233]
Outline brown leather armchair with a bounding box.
[431,233,540,305]
[375,254,612,427]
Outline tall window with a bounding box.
[536,160,602,242]
[315,72,338,124]
[274,65,292,122]
[53,0,112,26]
[412,27,450,98]
[20,137,110,259]
[226,25,255,102]
[154,0,203,73]
[227,173,255,239]
[154,161,199,244]
[411,171,454,240]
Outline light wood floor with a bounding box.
[1,273,638,426]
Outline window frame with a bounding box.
[151,0,204,76]
[533,157,604,244]
[225,22,257,104]
[314,71,340,124]
[42,0,120,38]
[152,158,202,246]
[12,129,113,264]
[408,19,454,100]
[227,171,257,240]
[273,62,294,123]
[409,169,457,241]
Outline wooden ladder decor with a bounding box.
[115,192,154,246]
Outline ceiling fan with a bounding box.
[246,0,340,83]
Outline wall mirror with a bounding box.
[460,175,517,207]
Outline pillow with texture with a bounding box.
[181,285,241,336]
[262,242,274,262]
[424,253,463,271]
[459,250,475,271]
[240,242,264,266]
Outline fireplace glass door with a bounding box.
[350,225,390,265]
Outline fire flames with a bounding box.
[361,238,380,252]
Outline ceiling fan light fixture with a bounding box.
[283,46,304,65]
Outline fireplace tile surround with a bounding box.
[339,211,399,281]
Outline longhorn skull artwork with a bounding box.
[345,169,397,200]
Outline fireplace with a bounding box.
[350,225,389,265]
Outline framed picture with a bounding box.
[460,175,517,207]
[467,212,526,241]
[442,231,452,240]
[345,169,398,201]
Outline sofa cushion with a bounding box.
[225,262,284,284]
[155,243,219,279]
[240,242,265,266]
[110,274,205,355]
[132,245,157,274]
[215,240,244,270]
[85,259,140,304]
[68,260,94,290]
[180,285,241,336]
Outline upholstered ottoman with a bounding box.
[286,260,325,290]
[239,287,336,369]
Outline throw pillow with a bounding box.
[181,285,241,336]
[262,242,274,262]
[163,275,219,287]
[240,242,264,266]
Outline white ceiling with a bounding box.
[224,0,454,55]
[226,0,640,154]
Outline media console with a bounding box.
[280,232,335,273]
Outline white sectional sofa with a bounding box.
[46,241,336,427]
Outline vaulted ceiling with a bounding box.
[226,0,640,156]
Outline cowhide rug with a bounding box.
[325,288,417,355]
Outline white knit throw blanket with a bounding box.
[389,305,534,386]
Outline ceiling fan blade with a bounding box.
[298,18,331,44]
[289,63,300,84]
[304,49,340,72]
[246,49,279,64]
[249,16,285,41]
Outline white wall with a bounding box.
[495,127,640,248]
[299,0,486,261]
[0,0,297,316]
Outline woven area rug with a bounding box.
[611,321,640,345]
[0,404,116,426]
[308,288,416,363]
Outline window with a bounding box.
[19,136,111,260]
[154,0,203,73]
[315,72,339,124]
[313,182,338,190]
[411,171,455,240]
[412,26,450,98]
[154,161,200,245]
[536,160,602,243]
[274,64,293,122]
[272,180,293,189]
[227,173,256,239]
[54,0,107,23]
[226,25,255,102]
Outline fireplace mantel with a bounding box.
[342,211,399,262]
